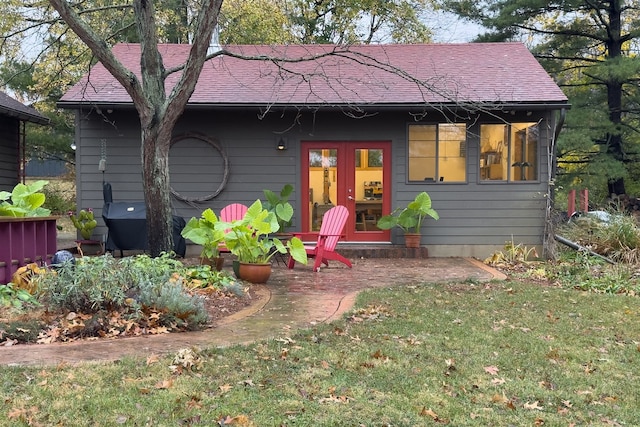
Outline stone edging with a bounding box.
[214,285,271,326]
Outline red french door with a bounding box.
[301,141,391,242]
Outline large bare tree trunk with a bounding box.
[50,0,223,256]
[141,123,174,256]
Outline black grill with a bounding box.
[102,183,186,257]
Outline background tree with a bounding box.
[1,0,195,166]
[444,0,640,203]
[283,0,432,43]
[218,0,295,44]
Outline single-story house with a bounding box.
[0,92,50,191]
[58,42,569,258]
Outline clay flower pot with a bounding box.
[404,233,421,248]
[238,262,271,284]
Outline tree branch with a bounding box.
[48,0,143,106]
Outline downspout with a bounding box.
[542,107,567,259]
[20,120,26,184]
[549,108,567,206]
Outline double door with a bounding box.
[301,141,391,242]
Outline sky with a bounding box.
[427,11,485,43]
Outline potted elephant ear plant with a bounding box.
[181,208,226,271]
[221,199,307,283]
[376,191,439,248]
[263,184,294,237]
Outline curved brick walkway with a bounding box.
[0,258,504,366]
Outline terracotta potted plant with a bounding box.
[221,199,307,283]
[376,191,439,248]
[181,208,226,270]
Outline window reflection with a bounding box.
[480,123,538,181]
[408,123,467,182]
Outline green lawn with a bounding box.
[1,279,638,426]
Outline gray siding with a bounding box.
[0,117,19,191]
[75,107,556,258]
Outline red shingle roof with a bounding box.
[59,42,567,107]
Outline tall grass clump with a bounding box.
[557,210,640,263]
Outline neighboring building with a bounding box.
[58,43,569,258]
[25,158,69,178]
[0,92,50,191]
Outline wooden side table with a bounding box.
[74,239,105,257]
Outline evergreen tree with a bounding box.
[445,0,640,200]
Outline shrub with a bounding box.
[485,238,538,265]
[35,255,130,313]
[33,253,209,330]
[0,319,45,342]
[41,181,75,215]
[137,277,208,330]
[179,264,245,296]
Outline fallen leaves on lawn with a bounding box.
[524,400,544,410]
[484,365,500,375]
[154,378,174,390]
[170,347,202,373]
[419,406,448,423]
[7,406,40,425]
[348,304,393,322]
[217,414,254,426]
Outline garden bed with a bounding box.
[0,255,261,346]
[0,284,258,346]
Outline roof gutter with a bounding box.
[0,106,50,125]
[56,100,571,111]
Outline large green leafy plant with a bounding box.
[221,199,307,265]
[377,191,439,233]
[263,184,294,231]
[181,208,226,259]
[0,180,51,217]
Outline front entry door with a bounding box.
[301,141,391,242]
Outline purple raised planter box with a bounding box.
[0,216,58,284]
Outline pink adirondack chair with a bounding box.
[220,203,248,223]
[219,203,248,253]
[288,205,352,272]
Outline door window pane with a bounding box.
[309,149,337,231]
[354,148,383,232]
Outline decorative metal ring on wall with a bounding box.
[169,132,229,203]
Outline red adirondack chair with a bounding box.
[219,203,248,253]
[288,205,352,272]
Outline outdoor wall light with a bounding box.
[277,137,287,151]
